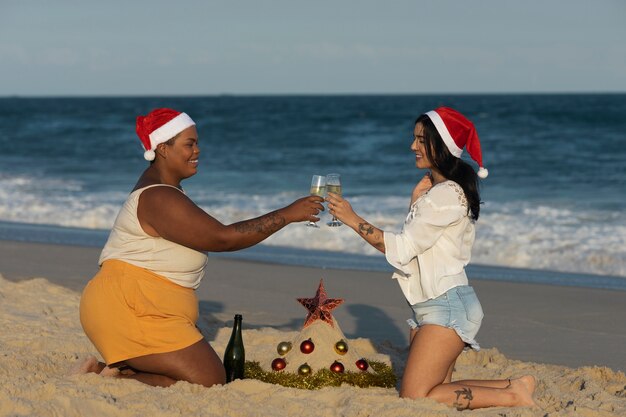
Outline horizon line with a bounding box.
[1,90,626,99]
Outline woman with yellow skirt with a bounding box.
[77,108,324,387]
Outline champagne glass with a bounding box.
[326,173,342,227]
[307,175,326,228]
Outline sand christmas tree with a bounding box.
[245,279,396,389]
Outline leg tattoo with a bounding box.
[452,387,473,410]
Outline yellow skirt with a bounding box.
[80,259,204,365]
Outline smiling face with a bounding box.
[157,125,200,179]
[411,122,433,170]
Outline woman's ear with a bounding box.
[156,143,167,159]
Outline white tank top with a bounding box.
[99,184,208,289]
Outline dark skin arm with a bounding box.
[138,186,324,252]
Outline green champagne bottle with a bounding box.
[223,314,245,382]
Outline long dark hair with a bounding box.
[416,114,481,221]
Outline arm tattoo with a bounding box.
[452,387,473,411]
[358,222,385,251]
[358,222,375,235]
[234,213,286,235]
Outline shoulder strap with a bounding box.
[134,183,185,195]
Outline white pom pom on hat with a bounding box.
[135,108,196,161]
[425,107,488,178]
[143,150,156,161]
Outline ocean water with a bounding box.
[1,94,625,287]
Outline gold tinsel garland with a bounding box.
[244,361,397,390]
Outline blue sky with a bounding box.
[1,0,625,96]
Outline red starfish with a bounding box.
[297,279,344,328]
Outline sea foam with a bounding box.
[3,172,622,278]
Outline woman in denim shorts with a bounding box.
[327,107,536,410]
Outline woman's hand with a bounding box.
[282,195,325,223]
[325,192,358,227]
[410,172,433,206]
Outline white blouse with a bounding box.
[383,181,475,304]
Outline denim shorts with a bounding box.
[408,285,483,351]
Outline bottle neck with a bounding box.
[233,315,242,329]
[229,315,243,341]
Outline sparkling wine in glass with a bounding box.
[307,175,326,228]
[326,173,342,227]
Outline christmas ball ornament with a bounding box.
[271,357,287,371]
[355,358,369,371]
[276,341,292,356]
[330,361,345,374]
[300,338,315,354]
[298,363,312,376]
[334,339,348,355]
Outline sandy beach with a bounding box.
[1,239,625,416]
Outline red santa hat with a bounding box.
[135,108,196,161]
[425,107,488,178]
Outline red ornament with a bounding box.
[355,358,369,371]
[330,361,344,373]
[271,358,287,371]
[300,338,315,354]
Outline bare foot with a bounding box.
[509,375,537,407]
[69,356,106,375]
[518,375,536,396]
[99,365,121,377]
